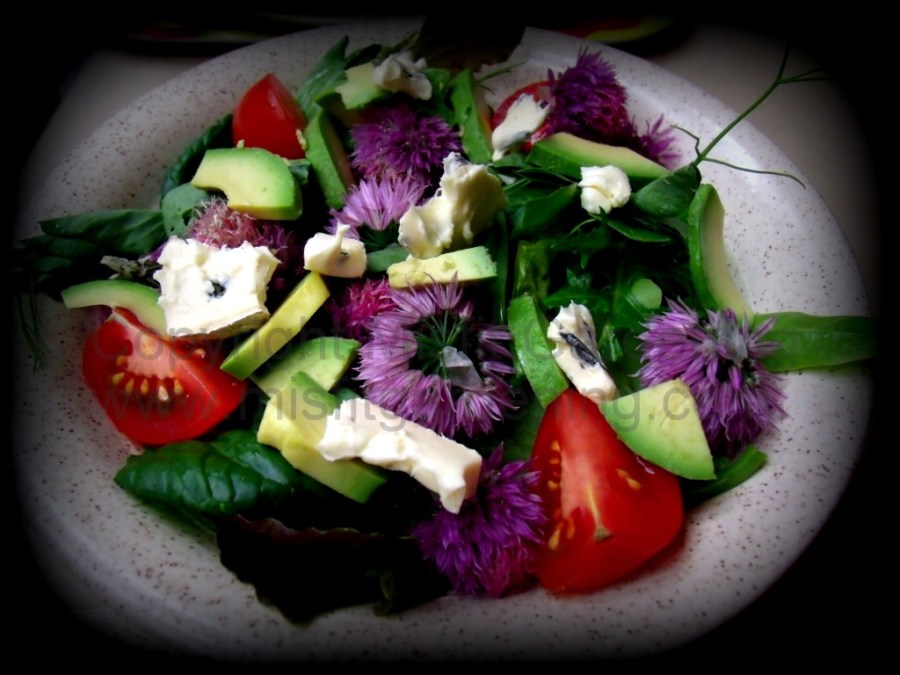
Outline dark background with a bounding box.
[10,9,886,665]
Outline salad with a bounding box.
[13,20,877,655]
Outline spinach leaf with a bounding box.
[512,239,553,302]
[631,164,701,218]
[683,445,768,506]
[509,183,579,239]
[160,183,209,236]
[14,209,167,297]
[482,212,510,323]
[114,429,306,515]
[754,312,879,372]
[160,114,233,199]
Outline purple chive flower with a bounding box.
[637,298,786,455]
[412,447,547,597]
[327,175,427,250]
[545,49,681,168]
[356,278,517,439]
[632,115,681,169]
[328,277,397,344]
[546,48,634,146]
[187,198,303,297]
[349,103,462,187]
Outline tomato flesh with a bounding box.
[82,308,247,446]
[531,389,683,593]
[232,73,308,159]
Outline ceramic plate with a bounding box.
[12,18,873,661]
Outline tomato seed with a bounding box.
[616,468,642,490]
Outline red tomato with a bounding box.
[491,80,552,150]
[530,389,683,593]
[82,309,247,446]
[232,73,308,159]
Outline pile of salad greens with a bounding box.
[13,23,878,623]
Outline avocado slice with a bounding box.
[304,110,355,210]
[686,184,753,319]
[449,68,493,164]
[221,272,330,379]
[386,246,496,289]
[600,378,715,480]
[335,62,389,110]
[61,279,166,335]
[191,147,301,220]
[527,132,669,184]
[257,370,386,503]
[251,336,360,396]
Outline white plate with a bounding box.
[12,19,873,661]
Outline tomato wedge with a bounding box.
[491,80,552,150]
[531,389,683,593]
[81,308,247,446]
[232,73,308,159]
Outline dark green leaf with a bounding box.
[483,213,510,323]
[632,164,701,218]
[161,183,209,236]
[114,431,305,515]
[13,209,167,297]
[512,239,553,302]
[549,224,613,257]
[754,312,879,372]
[288,158,312,185]
[160,114,233,199]
[683,445,768,506]
[510,183,578,238]
[500,393,545,462]
[606,216,675,243]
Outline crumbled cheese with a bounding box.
[398,152,507,258]
[373,50,432,100]
[316,398,483,513]
[547,301,618,405]
[303,224,367,278]
[154,237,279,339]
[578,165,632,215]
[491,93,549,160]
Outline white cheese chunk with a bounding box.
[578,165,632,215]
[547,301,618,405]
[303,224,367,278]
[373,50,432,100]
[316,398,483,513]
[154,237,279,339]
[398,152,507,259]
[491,93,549,161]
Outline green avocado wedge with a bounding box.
[527,132,669,184]
[221,272,330,380]
[600,378,716,481]
[191,147,302,221]
[61,279,166,335]
[257,371,386,503]
[686,183,753,319]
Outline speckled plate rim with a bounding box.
[13,18,873,661]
